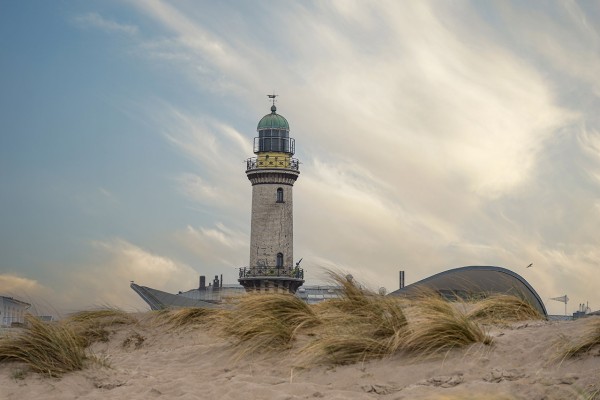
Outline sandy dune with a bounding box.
[1,316,598,400]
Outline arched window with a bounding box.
[276,253,284,268]
[276,187,284,203]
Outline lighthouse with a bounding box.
[238,95,304,293]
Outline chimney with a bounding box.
[399,270,405,289]
[199,275,206,290]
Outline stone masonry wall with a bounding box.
[249,183,294,268]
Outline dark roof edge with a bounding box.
[0,296,31,308]
[391,265,548,316]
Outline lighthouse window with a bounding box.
[276,253,284,267]
[276,188,284,203]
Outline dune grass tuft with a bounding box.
[316,270,374,313]
[65,308,137,347]
[560,317,600,359]
[302,272,408,365]
[0,315,88,377]
[302,331,392,365]
[403,292,492,357]
[314,271,408,335]
[467,294,543,323]
[218,292,320,357]
[67,308,135,325]
[154,306,223,329]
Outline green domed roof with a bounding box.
[257,105,289,131]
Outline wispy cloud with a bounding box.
[0,274,49,294]
[2,240,198,313]
[175,223,248,271]
[149,104,251,213]
[70,239,199,311]
[72,12,138,35]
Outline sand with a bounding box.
[1,316,598,400]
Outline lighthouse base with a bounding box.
[238,266,304,294]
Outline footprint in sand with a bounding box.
[484,368,526,383]
[418,374,464,388]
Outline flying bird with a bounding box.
[526,263,533,268]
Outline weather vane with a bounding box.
[267,93,278,106]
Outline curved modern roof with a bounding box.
[389,266,547,316]
[257,105,290,131]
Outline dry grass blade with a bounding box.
[467,294,543,323]
[67,308,135,325]
[560,317,600,359]
[65,308,137,347]
[302,330,390,365]
[315,271,406,329]
[0,315,87,377]
[154,307,223,329]
[316,270,374,313]
[303,271,408,365]
[404,293,491,357]
[219,292,320,357]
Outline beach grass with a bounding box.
[306,277,491,363]
[66,308,135,325]
[0,315,87,377]
[402,292,492,357]
[302,272,408,364]
[65,308,137,347]
[152,306,223,329]
[0,274,556,378]
[467,294,543,323]
[559,317,600,359]
[217,292,321,357]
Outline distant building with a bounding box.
[296,285,343,304]
[130,276,341,310]
[389,265,548,318]
[571,302,598,320]
[0,296,31,327]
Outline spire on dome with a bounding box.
[268,93,277,113]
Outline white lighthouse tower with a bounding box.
[238,95,304,293]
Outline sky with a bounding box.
[1,1,599,316]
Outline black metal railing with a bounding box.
[239,266,304,280]
[246,157,299,171]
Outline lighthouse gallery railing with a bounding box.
[239,266,304,280]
